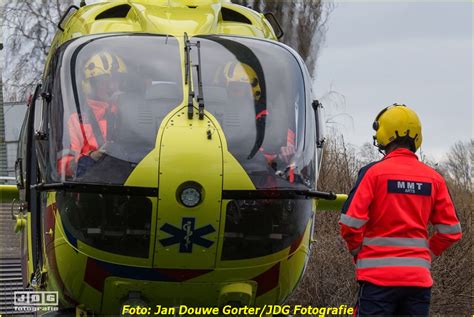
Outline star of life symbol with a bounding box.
[14,291,59,313]
[159,217,215,253]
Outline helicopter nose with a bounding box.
[153,109,222,269]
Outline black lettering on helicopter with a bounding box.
[159,218,215,253]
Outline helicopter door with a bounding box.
[15,84,43,285]
[153,112,222,269]
[16,102,30,287]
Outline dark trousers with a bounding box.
[355,281,431,316]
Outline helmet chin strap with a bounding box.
[373,136,387,156]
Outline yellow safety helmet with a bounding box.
[372,104,422,151]
[224,62,261,101]
[82,52,127,95]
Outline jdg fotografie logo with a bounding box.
[14,291,59,312]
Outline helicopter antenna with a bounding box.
[80,0,87,7]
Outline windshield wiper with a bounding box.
[222,189,337,200]
[184,33,194,119]
[194,41,205,120]
[184,33,205,120]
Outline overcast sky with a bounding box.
[313,1,472,161]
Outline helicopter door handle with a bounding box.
[45,228,53,236]
[11,199,26,219]
[11,198,17,220]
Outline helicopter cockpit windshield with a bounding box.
[192,36,313,189]
[52,35,183,184]
[46,34,314,189]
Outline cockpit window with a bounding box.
[52,35,182,184]
[192,36,311,189]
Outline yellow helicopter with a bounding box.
[3,0,347,315]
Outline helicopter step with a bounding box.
[0,257,24,316]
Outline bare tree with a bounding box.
[358,141,382,167]
[232,0,334,77]
[3,0,75,101]
[441,141,472,192]
[317,131,359,194]
[429,140,472,314]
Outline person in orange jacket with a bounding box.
[57,52,127,179]
[339,104,462,316]
[224,61,297,183]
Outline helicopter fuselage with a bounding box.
[11,1,336,314]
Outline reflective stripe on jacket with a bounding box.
[339,148,462,287]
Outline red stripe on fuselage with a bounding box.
[45,203,78,306]
[84,257,111,292]
[157,268,212,282]
[252,263,280,296]
[288,233,304,260]
[84,257,212,292]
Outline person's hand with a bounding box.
[350,246,361,264]
[88,142,113,161]
[89,150,104,161]
[99,141,113,153]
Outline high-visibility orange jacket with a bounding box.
[57,99,117,177]
[339,148,462,287]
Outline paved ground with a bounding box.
[0,203,25,315]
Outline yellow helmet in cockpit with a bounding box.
[82,52,127,98]
[224,62,261,102]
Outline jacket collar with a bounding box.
[86,99,112,120]
[384,148,419,160]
